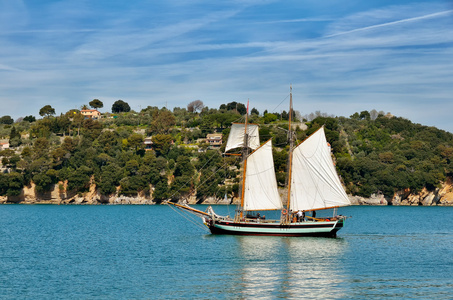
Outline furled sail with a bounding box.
[289,127,350,212]
[225,123,260,153]
[244,140,282,211]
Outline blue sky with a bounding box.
[1,0,452,132]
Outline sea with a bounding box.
[0,204,452,299]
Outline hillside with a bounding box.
[1,105,452,205]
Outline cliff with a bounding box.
[349,178,453,206]
[0,181,155,205]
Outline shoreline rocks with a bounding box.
[349,194,388,206]
[1,179,453,206]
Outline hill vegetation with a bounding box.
[1,100,452,203]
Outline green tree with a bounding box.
[9,126,22,147]
[127,133,144,152]
[23,115,36,122]
[66,166,92,192]
[281,110,288,120]
[112,100,131,113]
[196,169,221,199]
[125,159,139,176]
[222,101,246,115]
[33,173,53,193]
[169,175,192,200]
[0,172,24,196]
[56,114,71,135]
[96,131,119,154]
[251,108,259,115]
[359,110,371,120]
[39,105,56,118]
[119,175,146,196]
[61,137,78,153]
[32,137,50,159]
[81,119,102,141]
[8,155,21,169]
[173,155,194,177]
[149,109,176,134]
[210,112,237,129]
[263,113,277,124]
[152,134,173,156]
[98,163,123,195]
[0,173,7,195]
[152,177,168,201]
[0,115,14,124]
[89,99,104,109]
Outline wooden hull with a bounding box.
[207,219,344,238]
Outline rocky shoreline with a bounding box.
[1,179,453,206]
[349,179,453,206]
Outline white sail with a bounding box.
[244,140,282,211]
[289,127,350,212]
[225,123,260,153]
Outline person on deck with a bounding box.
[296,210,304,222]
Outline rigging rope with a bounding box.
[165,150,240,229]
[270,94,290,115]
[166,149,220,200]
[166,201,210,232]
[197,156,240,196]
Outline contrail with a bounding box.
[325,10,453,38]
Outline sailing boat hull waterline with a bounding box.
[167,202,347,238]
[206,219,345,238]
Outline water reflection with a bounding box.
[235,236,349,299]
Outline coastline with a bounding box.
[1,179,452,206]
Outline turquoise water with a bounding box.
[0,205,452,299]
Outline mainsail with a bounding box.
[243,140,282,211]
[289,127,350,212]
[225,123,260,152]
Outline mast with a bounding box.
[286,86,294,219]
[239,100,250,219]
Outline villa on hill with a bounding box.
[206,133,223,148]
[81,109,101,119]
[0,142,9,150]
[144,137,153,151]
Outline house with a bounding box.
[0,142,9,150]
[206,133,223,148]
[81,109,101,119]
[143,136,175,151]
[144,137,153,151]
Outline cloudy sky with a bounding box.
[1,0,452,132]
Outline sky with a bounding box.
[1,0,452,132]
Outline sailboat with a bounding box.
[170,88,351,237]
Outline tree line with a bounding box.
[1,99,452,202]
